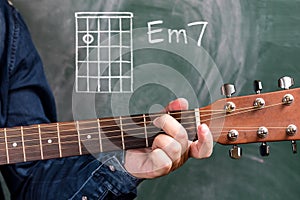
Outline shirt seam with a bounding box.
[7,7,19,77]
[68,161,105,200]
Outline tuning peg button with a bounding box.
[229,145,242,159]
[221,84,236,98]
[278,76,294,90]
[260,142,270,156]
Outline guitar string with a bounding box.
[0,123,295,162]
[0,101,288,149]
[201,102,283,123]
[4,109,195,131]
[0,101,287,145]
[0,98,279,137]
[0,103,295,161]
[0,124,284,159]
[0,103,253,133]
[1,123,288,151]
[1,115,196,139]
[0,100,283,138]
[0,125,199,156]
[0,120,196,150]
[1,110,199,138]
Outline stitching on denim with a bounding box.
[98,190,108,200]
[8,9,19,76]
[68,161,106,200]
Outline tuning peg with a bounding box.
[291,140,297,154]
[259,142,270,156]
[229,145,242,159]
[221,84,236,98]
[278,76,294,90]
[253,80,263,94]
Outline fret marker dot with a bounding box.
[48,139,52,144]
[12,142,17,147]
[87,135,92,139]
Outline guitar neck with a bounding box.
[0,110,199,165]
[3,87,300,165]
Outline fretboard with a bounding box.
[0,110,199,165]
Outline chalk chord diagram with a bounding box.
[75,12,133,93]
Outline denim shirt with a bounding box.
[0,0,141,199]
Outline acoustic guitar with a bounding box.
[0,79,299,164]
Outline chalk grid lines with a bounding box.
[75,12,133,93]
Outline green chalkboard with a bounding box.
[10,0,300,199]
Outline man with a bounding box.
[0,0,213,199]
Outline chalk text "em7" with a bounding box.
[147,20,208,46]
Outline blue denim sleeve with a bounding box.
[0,1,142,199]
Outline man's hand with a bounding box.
[124,98,213,179]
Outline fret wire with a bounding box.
[0,109,198,133]
[76,121,83,155]
[0,110,197,140]
[0,126,200,156]
[4,139,86,150]
[143,114,149,147]
[56,115,196,135]
[0,102,284,136]
[4,128,9,164]
[57,123,62,158]
[0,113,198,151]
[0,123,292,149]
[76,126,281,143]
[4,123,195,147]
[0,119,198,146]
[0,115,298,160]
[75,120,196,136]
[97,119,103,152]
[0,133,142,160]
[41,114,196,137]
[0,113,197,140]
[38,125,44,160]
[0,119,194,150]
[20,126,26,162]
[68,109,195,128]
[119,116,125,150]
[4,148,81,160]
[1,98,290,161]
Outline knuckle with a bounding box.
[161,162,172,174]
[152,161,172,177]
[153,114,169,129]
[206,148,213,157]
[175,126,188,141]
[201,146,213,159]
[150,149,172,177]
[153,134,163,145]
[168,142,182,157]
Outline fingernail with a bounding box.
[153,115,167,129]
[168,98,189,111]
[198,123,209,133]
[178,98,189,108]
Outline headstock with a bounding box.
[200,77,300,159]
